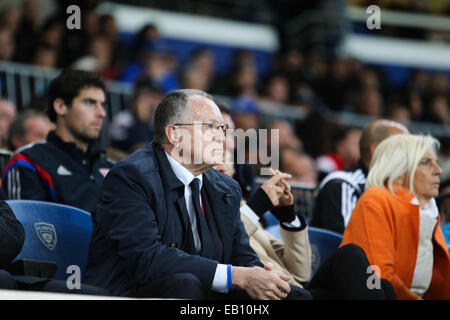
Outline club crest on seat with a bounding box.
[34,222,57,250]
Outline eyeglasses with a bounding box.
[173,121,229,134]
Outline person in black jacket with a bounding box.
[311,119,409,234]
[1,69,114,213]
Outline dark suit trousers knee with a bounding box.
[132,273,207,299]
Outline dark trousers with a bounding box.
[132,272,312,300]
[305,244,396,300]
[0,269,109,296]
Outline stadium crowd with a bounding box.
[0,0,449,300]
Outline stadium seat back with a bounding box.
[307,226,343,278]
[6,200,93,281]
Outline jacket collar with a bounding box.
[357,160,369,177]
[164,150,203,190]
[152,141,185,191]
[47,130,103,162]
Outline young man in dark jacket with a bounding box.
[1,69,114,213]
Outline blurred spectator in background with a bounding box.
[231,96,260,131]
[273,48,307,85]
[425,72,448,101]
[389,100,411,125]
[267,119,302,152]
[109,78,164,158]
[180,48,216,92]
[218,49,259,98]
[312,119,408,234]
[279,146,317,185]
[37,15,64,51]
[0,6,21,35]
[260,73,291,105]
[437,180,450,249]
[313,57,352,111]
[8,109,52,151]
[216,99,257,200]
[60,6,99,67]
[13,0,42,63]
[424,94,450,124]
[409,91,425,121]
[120,39,179,92]
[355,87,384,116]
[408,69,429,96]
[31,42,58,69]
[0,28,15,62]
[129,23,160,62]
[0,100,17,150]
[98,13,127,70]
[293,84,327,158]
[316,126,361,180]
[71,35,119,79]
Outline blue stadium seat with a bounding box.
[265,224,343,279]
[307,227,343,279]
[261,211,278,228]
[6,200,93,281]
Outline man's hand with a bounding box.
[232,266,291,300]
[261,169,293,207]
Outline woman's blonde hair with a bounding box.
[366,133,440,194]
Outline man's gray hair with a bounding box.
[153,89,213,144]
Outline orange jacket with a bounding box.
[341,186,450,300]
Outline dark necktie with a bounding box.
[189,178,214,258]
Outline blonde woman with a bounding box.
[341,134,450,299]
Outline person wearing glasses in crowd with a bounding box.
[85,89,313,299]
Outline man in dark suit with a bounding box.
[84,89,310,299]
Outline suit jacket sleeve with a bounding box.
[0,200,25,268]
[93,164,220,291]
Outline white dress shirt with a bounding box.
[410,197,438,297]
[165,151,229,293]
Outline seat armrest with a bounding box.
[5,259,57,279]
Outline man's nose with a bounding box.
[97,104,107,118]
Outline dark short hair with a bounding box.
[153,89,213,144]
[47,69,106,122]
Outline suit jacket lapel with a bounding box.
[202,172,239,262]
[153,142,196,253]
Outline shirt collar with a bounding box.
[410,197,439,219]
[165,151,203,189]
[47,130,102,160]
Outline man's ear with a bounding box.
[53,98,67,117]
[11,135,25,150]
[166,125,180,145]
